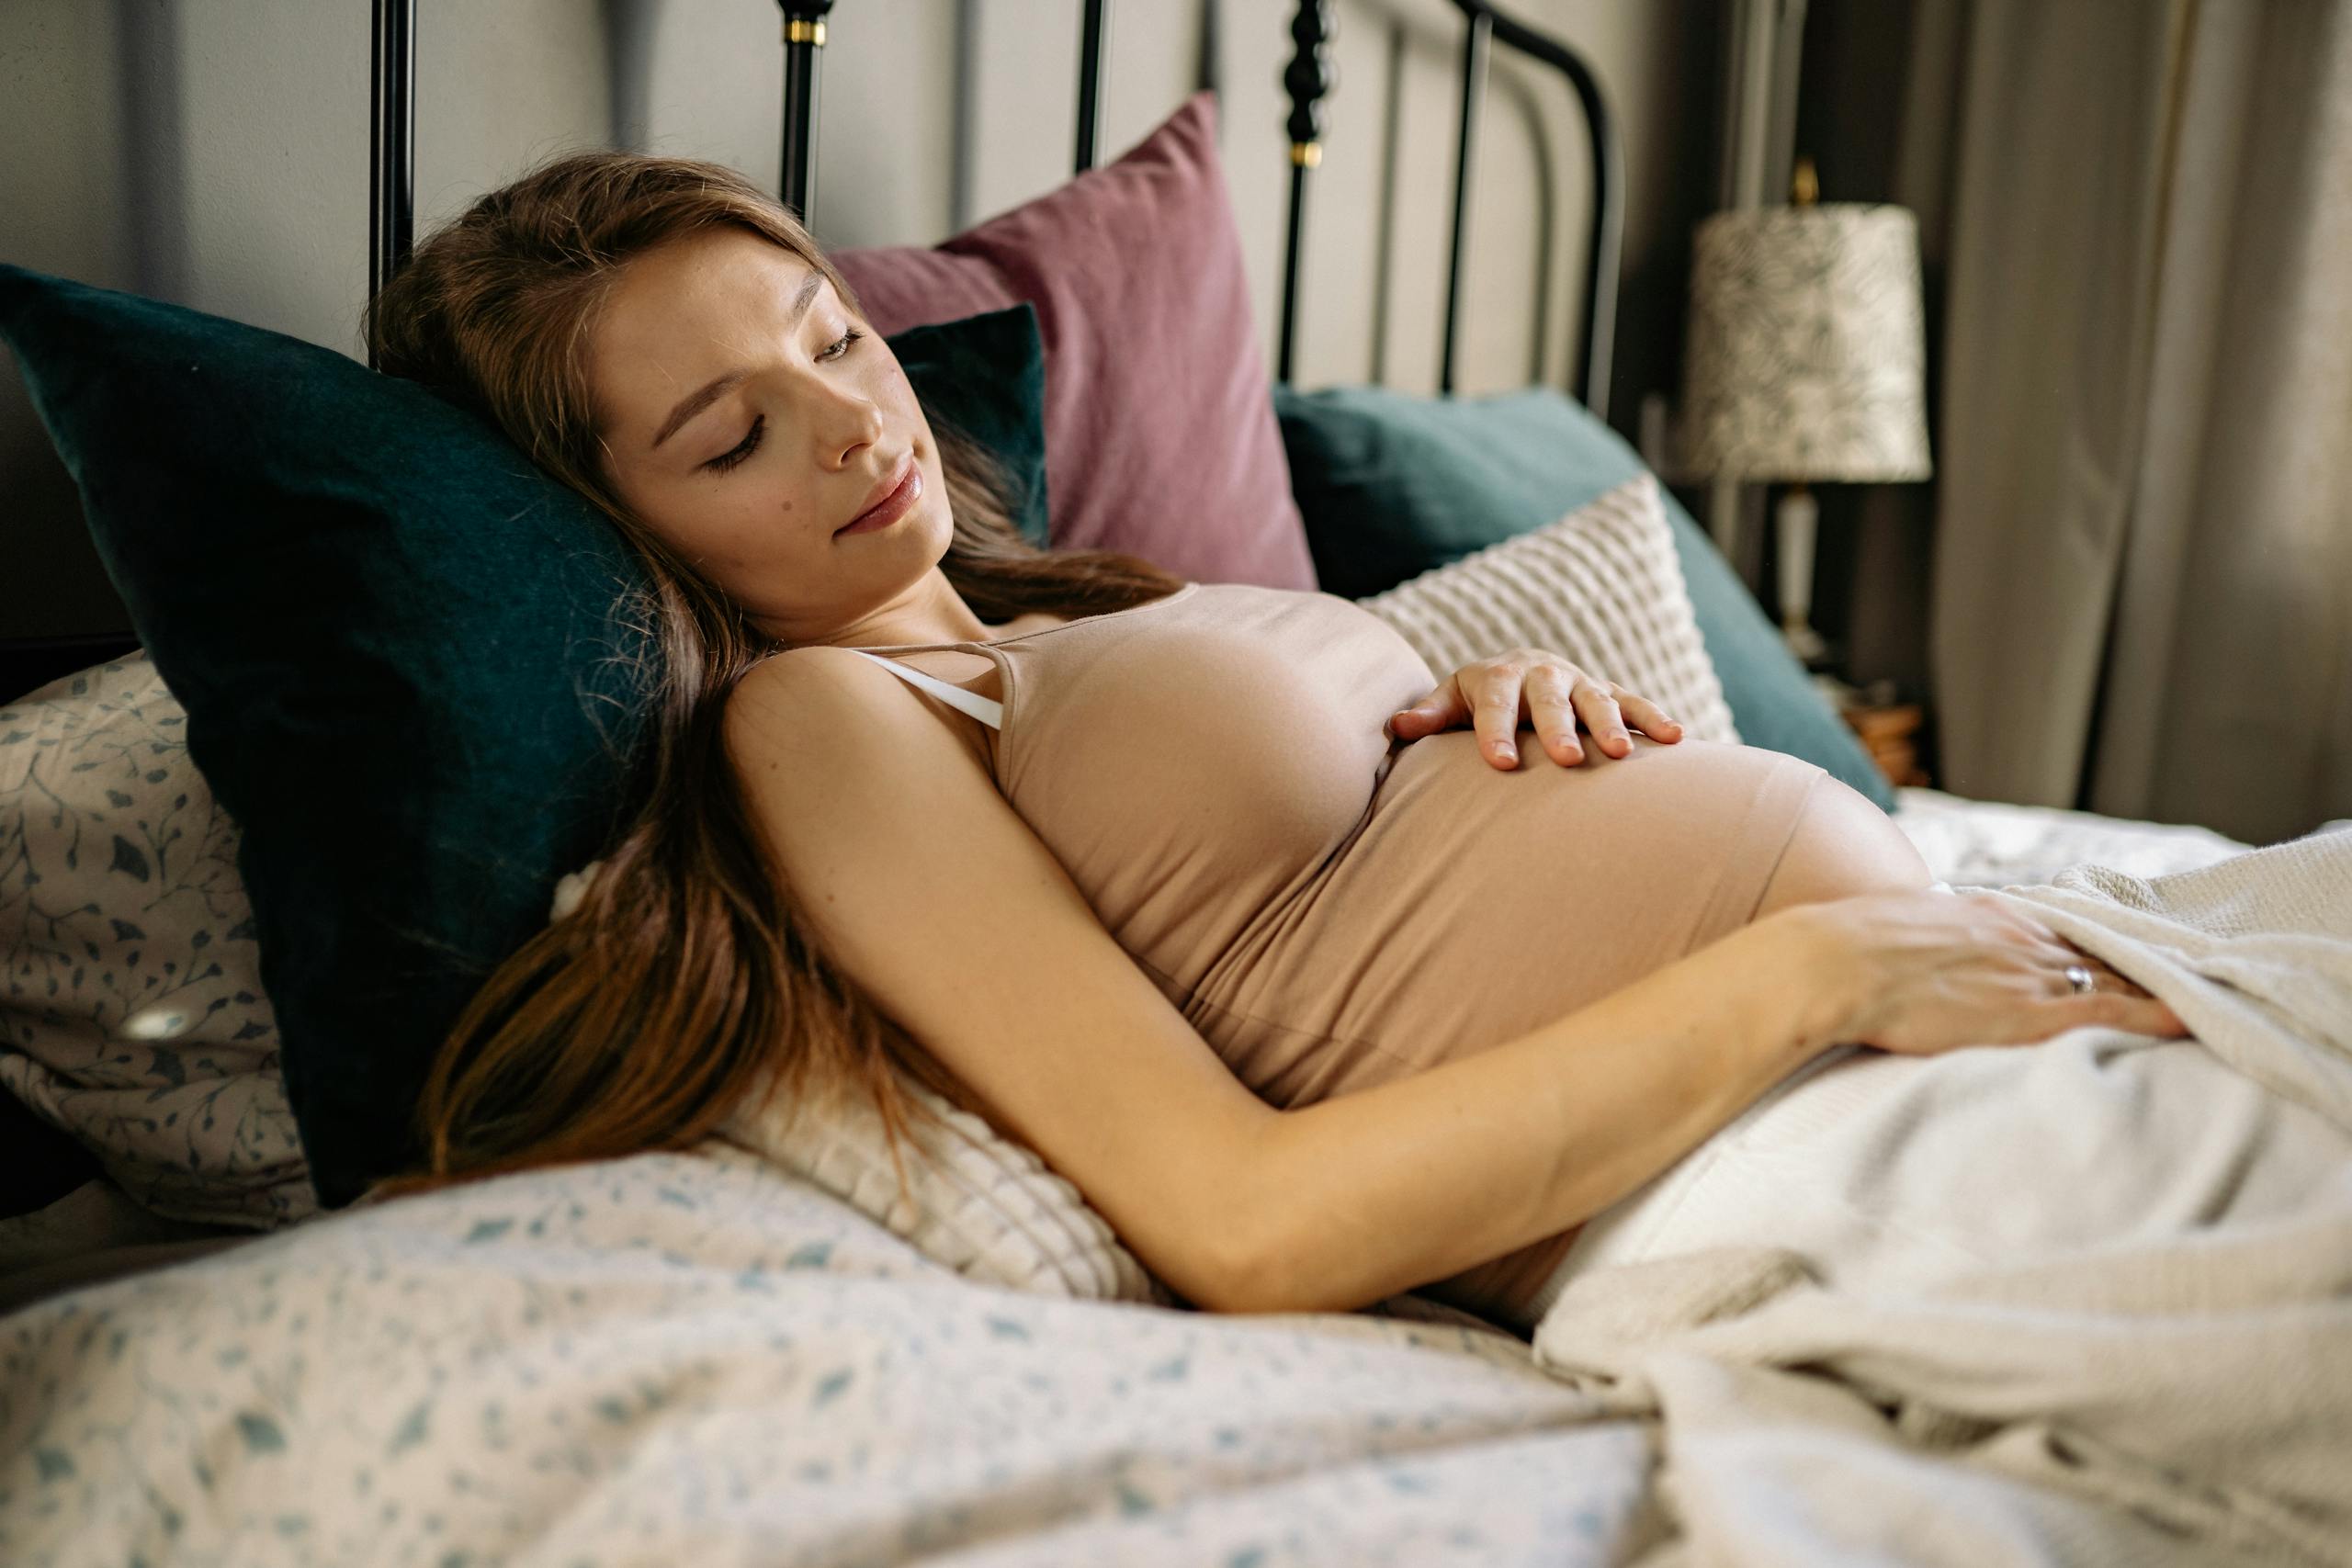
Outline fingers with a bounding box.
[1390,682,1466,743]
[1616,690,1686,744]
[2041,949,2190,1037]
[1534,673,1659,767]
[2062,988,2191,1038]
[1569,680,1634,759]
[2052,943,2155,1001]
[1391,666,1684,770]
[1526,669,1582,766]
[1474,679,1524,767]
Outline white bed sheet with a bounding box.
[1889,784,2268,888]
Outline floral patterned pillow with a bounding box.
[0,654,311,1227]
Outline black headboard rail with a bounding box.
[367,0,415,370]
[777,0,1621,417]
[1478,0,1623,417]
[361,0,1621,412]
[778,3,835,221]
[1278,3,1335,386]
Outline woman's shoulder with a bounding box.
[726,645,896,743]
[728,647,998,776]
[736,642,870,698]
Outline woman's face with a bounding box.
[585,226,951,644]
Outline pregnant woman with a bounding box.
[368,152,2199,1332]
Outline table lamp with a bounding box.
[1677,159,1931,664]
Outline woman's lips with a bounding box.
[837,457,919,536]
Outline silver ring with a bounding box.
[2064,964,2097,996]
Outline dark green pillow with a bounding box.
[1274,382,1894,811]
[888,303,1051,547]
[0,264,1053,1207]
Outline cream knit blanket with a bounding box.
[1532,824,2352,1567]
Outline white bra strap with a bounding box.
[848,649,1005,729]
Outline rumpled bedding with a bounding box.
[1888,782,2272,888]
[3,812,2346,1567]
[1532,823,2352,1567]
[0,1140,1653,1566]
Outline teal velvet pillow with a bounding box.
[0,263,1053,1207]
[1274,382,1895,810]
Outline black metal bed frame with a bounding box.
[5,0,1623,703]
[368,0,1620,412]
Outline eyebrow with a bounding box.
[649,270,827,452]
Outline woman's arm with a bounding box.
[1236,882,2186,1314]
[1230,911,1833,1313]
[730,647,1851,1318]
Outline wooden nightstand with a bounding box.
[1811,673,1934,790]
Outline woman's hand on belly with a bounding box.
[1388,650,1684,769]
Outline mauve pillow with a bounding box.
[833,91,1316,592]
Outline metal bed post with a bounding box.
[1470,2,1622,418]
[1073,0,1111,173]
[1194,0,1221,98]
[1499,73,1557,387]
[777,3,834,224]
[1439,8,1491,398]
[368,0,416,361]
[1369,19,1405,386]
[1276,1,1333,386]
[950,0,979,231]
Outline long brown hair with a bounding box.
[364,148,1185,1202]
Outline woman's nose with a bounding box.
[810,381,885,470]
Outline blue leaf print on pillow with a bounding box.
[107,834,150,881]
[234,1413,287,1453]
[2,651,312,1229]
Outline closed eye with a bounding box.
[701,327,866,476]
[705,414,763,474]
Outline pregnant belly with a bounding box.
[1197,733,1915,1111]
[1751,766,1937,917]
[1194,731,1931,1329]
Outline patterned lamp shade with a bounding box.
[1677,204,1932,483]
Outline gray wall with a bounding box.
[0,0,1718,641]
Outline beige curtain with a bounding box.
[1923,0,2352,846]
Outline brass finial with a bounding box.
[1792,154,1819,207]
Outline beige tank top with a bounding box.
[848,579,1827,1327]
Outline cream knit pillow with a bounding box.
[1353,472,1740,745]
[551,863,1176,1305]
[720,1071,1177,1305]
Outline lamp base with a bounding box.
[1774,484,1829,669]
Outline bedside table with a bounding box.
[1811,673,1933,790]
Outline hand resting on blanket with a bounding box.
[1781,887,2189,1054]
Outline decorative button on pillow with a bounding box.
[1355,474,1741,748]
[0,654,311,1228]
